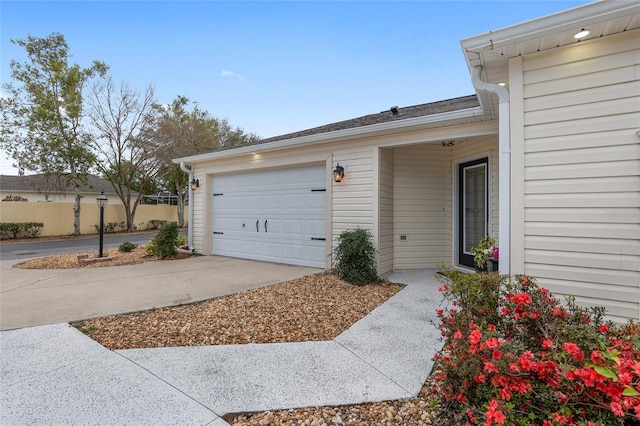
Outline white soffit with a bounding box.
[460,1,640,113]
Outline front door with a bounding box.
[458,158,488,268]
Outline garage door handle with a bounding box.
[256,220,259,232]
[311,237,326,241]
[264,220,268,233]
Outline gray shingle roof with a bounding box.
[259,95,479,144]
[0,174,117,195]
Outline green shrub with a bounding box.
[145,238,157,256]
[94,221,126,234]
[145,219,167,230]
[148,222,178,258]
[333,228,377,285]
[23,222,44,238]
[118,241,138,253]
[434,271,640,425]
[0,222,44,239]
[176,234,187,247]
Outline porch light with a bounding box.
[574,28,590,39]
[191,178,200,190]
[333,163,345,182]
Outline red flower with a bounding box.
[599,324,609,333]
[499,387,512,400]
[553,306,567,318]
[474,374,486,383]
[486,337,500,349]
[590,350,604,365]
[563,342,585,361]
[552,412,569,424]
[484,361,499,373]
[468,329,482,345]
[518,351,535,371]
[610,401,624,417]
[542,339,555,349]
[485,399,506,425]
[454,331,462,339]
[509,292,532,305]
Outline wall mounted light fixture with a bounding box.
[191,178,200,190]
[333,163,345,182]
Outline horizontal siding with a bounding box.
[393,144,451,269]
[526,235,640,256]
[331,147,375,246]
[521,29,640,321]
[378,148,394,274]
[525,222,640,240]
[524,81,640,112]
[525,129,637,153]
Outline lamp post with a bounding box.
[96,191,108,258]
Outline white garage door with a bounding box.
[211,165,326,268]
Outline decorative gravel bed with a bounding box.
[13,246,193,269]
[75,273,403,349]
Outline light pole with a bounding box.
[97,191,108,258]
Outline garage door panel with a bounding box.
[212,165,326,268]
[263,194,283,209]
[263,242,284,258]
[282,218,303,234]
[307,194,326,210]
[306,219,325,236]
[306,245,326,262]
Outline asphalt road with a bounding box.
[0,231,185,261]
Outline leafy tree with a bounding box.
[87,76,158,231]
[154,96,259,227]
[0,33,108,235]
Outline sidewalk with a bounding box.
[0,269,444,425]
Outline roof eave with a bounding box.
[460,1,640,112]
[461,1,639,65]
[174,106,488,165]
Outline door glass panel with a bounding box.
[463,164,487,254]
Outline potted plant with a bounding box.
[470,236,498,272]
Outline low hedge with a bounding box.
[0,222,44,239]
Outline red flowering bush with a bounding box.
[434,271,640,425]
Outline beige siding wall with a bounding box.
[520,29,640,321]
[378,148,394,274]
[392,144,452,269]
[331,146,376,251]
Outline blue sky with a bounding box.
[1,0,589,174]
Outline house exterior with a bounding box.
[175,1,640,322]
[0,174,123,204]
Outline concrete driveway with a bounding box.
[0,256,322,331]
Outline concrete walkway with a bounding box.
[0,266,444,425]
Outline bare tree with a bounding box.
[154,96,259,227]
[87,76,158,231]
